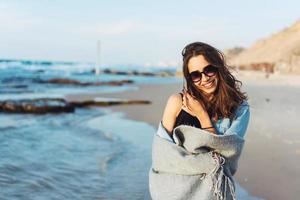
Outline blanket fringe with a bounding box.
[210,152,237,200]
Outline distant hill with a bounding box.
[223,47,245,61]
[227,20,300,74]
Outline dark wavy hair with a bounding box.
[181,41,248,121]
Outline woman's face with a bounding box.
[187,55,219,97]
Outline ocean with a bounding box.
[0,60,263,199]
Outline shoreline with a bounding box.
[65,73,300,200]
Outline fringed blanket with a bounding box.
[149,122,245,200]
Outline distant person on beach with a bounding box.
[160,41,250,140]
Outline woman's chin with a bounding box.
[201,88,216,96]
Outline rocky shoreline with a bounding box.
[0,97,151,114]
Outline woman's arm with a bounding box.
[158,94,182,140]
[224,102,250,138]
[196,112,217,135]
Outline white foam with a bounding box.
[94,97,127,102]
[86,111,154,151]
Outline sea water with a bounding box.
[0,60,176,199]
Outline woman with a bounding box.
[149,42,250,200]
[159,41,250,141]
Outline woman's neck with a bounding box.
[204,93,214,101]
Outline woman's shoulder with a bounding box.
[238,100,250,111]
[166,92,183,109]
[233,100,250,119]
[166,93,183,106]
[240,100,249,107]
[163,93,183,117]
[161,93,183,134]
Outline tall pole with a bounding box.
[95,40,101,75]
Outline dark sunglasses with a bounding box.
[189,65,218,83]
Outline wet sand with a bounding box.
[66,72,300,200]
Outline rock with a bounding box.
[40,78,82,85]
[69,98,151,107]
[100,68,175,77]
[0,98,75,114]
[36,78,134,86]
[0,97,151,114]
[93,80,134,86]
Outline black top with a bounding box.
[174,93,202,129]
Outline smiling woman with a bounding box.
[150,41,250,200]
[161,41,249,137]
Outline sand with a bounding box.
[65,71,300,200]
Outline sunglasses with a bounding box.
[189,65,218,83]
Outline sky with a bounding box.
[0,0,299,66]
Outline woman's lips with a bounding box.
[202,80,214,88]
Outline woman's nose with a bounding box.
[201,73,209,82]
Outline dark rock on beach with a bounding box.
[69,99,151,107]
[0,98,151,114]
[36,78,134,86]
[99,69,175,77]
[0,98,74,114]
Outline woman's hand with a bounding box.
[182,91,217,135]
[182,91,207,117]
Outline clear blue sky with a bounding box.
[0,0,299,66]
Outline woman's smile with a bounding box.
[202,79,214,88]
[197,77,218,95]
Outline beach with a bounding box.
[66,71,300,200]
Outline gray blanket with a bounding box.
[149,122,245,200]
